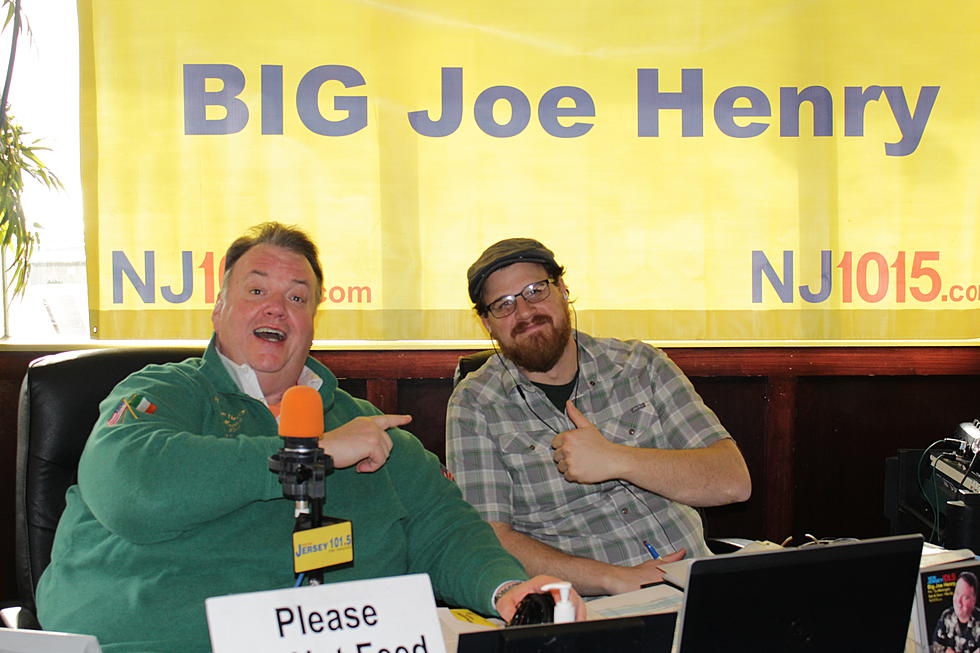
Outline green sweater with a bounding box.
[36,340,525,652]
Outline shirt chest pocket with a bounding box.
[593,401,664,448]
[496,427,586,516]
[493,426,561,487]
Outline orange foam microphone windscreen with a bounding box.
[278,385,324,438]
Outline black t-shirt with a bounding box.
[532,372,579,412]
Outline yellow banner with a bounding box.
[80,0,980,342]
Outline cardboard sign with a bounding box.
[205,573,446,653]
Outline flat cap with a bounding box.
[467,238,558,305]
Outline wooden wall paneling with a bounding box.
[1,345,978,605]
[0,352,41,607]
[763,376,797,542]
[396,379,455,463]
[663,347,980,376]
[365,379,398,415]
[689,377,768,539]
[794,375,980,541]
[311,350,472,379]
[336,378,366,400]
[1,375,24,610]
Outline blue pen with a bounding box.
[643,539,660,560]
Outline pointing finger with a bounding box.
[371,414,412,430]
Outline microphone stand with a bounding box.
[269,437,334,585]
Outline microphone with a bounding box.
[956,420,980,455]
[279,385,323,439]
[269,386,352,584]
[269,386,333,518]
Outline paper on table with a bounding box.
[585,584,683,620]
[919,543,975,568]
[656,558,692,589]
[656,540,785,589]
[659,541,975,587]
[437,608,500,653]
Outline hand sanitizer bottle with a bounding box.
[541,582,574,623]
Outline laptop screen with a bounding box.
[675,533,923,653]
[457,612,676,653]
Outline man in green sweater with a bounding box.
[36,222,582,652]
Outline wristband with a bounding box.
[492,580,523,607]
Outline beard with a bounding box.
[497,307,572,373]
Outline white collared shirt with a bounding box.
[215,346,322,413]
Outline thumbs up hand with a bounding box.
[550,402,623,484]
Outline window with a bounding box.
[4,0,85,341]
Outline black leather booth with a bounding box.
[14,347,203,624]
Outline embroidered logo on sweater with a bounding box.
[220,407,247,435]
[440,464,456,483]
[107,394,158,425]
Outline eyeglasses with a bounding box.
[485,279,555,318]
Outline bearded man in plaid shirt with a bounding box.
[446,238,752,596]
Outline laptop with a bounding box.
[673,533,923,653]
[457,611,677,653]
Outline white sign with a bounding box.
[0,628,102,653]
[205,573,447,653]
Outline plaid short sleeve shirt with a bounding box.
[446,331,731,565]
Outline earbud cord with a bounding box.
[494,303,679,555]
[505,306,581,433]
[569,305,678,555]
[489,283,580,431]
[498,343,577,435]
